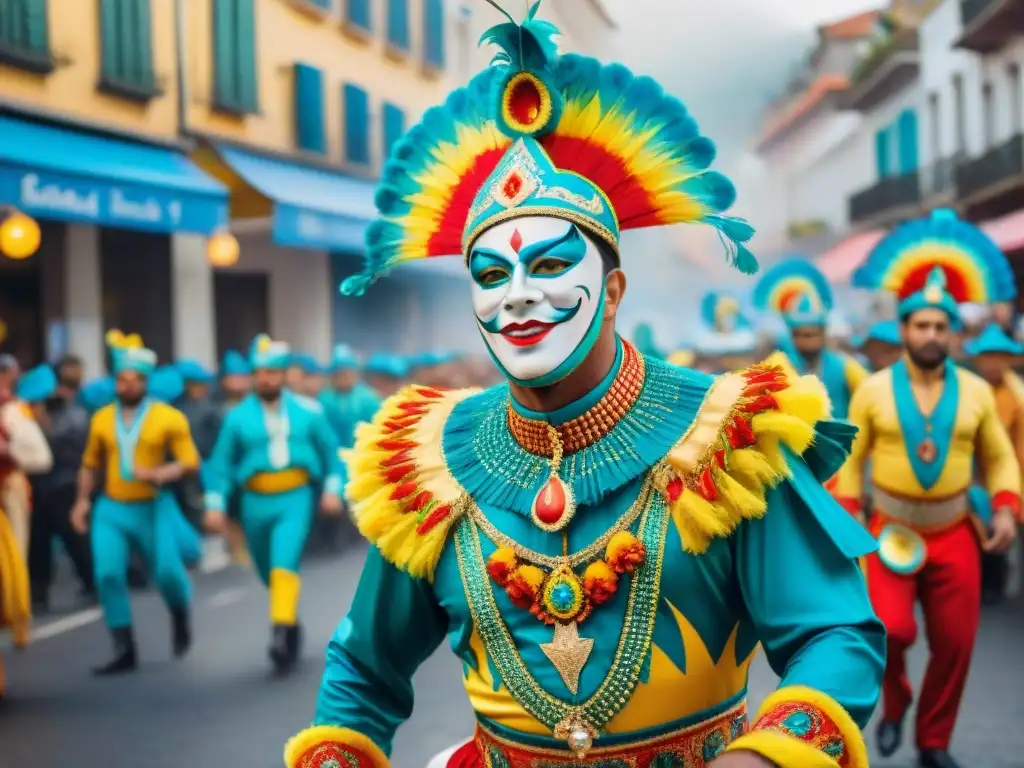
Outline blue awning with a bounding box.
[0,116,228,234]
[213,144,377,252]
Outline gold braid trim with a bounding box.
[654,365,832,554]
[344,384,478,581]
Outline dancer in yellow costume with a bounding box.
[839,210,1020,768]
[285,5,883,768]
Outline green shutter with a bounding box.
[294,64,326,154]
[382,102,405,157]
[423,0,443,69]
[212,0,237,108]
[234,0,258,112]
[99,0,155,92]
[387,0,409,51]
[0,0,51,67]
[347,0,371,31]
[344,83,370,165]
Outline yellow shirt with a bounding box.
[836,364,1020,501]
[82,402,200,502]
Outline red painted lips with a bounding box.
[500,320,554,347]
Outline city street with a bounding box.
[1,545,1022,768]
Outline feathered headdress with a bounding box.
[341,0,755,295]
[853,208,1016,308]
[700,290,752,332]
[751,258,833,328]
[105,329,143,350]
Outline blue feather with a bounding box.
[681,172,736,211]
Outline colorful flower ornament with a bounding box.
[485,530,646,625]
[339,0,756,297]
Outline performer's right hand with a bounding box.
[70,500,91,534]
[203,510,226,534]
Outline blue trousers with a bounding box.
[91,493,192,629]
[240,485,315,585]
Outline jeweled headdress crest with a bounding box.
[341,0,755,295]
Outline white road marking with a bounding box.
[207,587,247,608]
[31,608,103,641]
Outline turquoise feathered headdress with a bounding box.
[853,209,1016,311]
[341,0,755,296]
[751,258,833,329]
[699,290,752,332]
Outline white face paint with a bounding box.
[468,216,607,386]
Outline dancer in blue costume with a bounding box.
[753,259,869,420]
[70,339,204,675]
[285,5,882,767]
[213,349,253,564]
[320,345,381,450]
[204,334,343,672]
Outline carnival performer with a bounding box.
[855,320,902,372]
[753,259,868,420]
[284,6,883,767]
[320,344,381,450]
[696,291,760,373]
[838,209,1021,768]
[204,335,343,672]
[70,338,203,675]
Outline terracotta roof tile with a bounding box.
[821,9,881,39]
[758,74,849,150]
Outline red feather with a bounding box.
[898,263,968,302]
[426,147,507,257]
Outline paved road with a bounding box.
[1,545,1023,768]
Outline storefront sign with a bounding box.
[0,169,228,235]
[273,204,369,252]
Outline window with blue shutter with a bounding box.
[99,0,157,98]
[875,128,891,179]
[423,0,444,70]
[294,64,326,154]
[387,0,409,52]
[896,109,919,174]
[212,0,259,114]
[382,102,405,157]
[345,0,371,32]
[0,0,52,72]
[344,83,370,165]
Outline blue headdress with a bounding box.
[331,344,359,371]
[340,0,755,296]
[176,358,214,384]
[249,334,291,370]
[699,290,752,332]
[149,365,185,403]
[105,329,156,375]
[751,258,833,329]
[853,208,1016,322]
[963,323,1024,356]
[16,364,57,404]
[291,352,328,375]
[363,353,409,379]
[853,319,901,348]
[220,350,252,377]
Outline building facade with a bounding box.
[0,0,230,377]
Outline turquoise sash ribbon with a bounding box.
[114,398,152,480]
[891,359,958,490]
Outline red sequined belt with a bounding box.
[448,701,748,768]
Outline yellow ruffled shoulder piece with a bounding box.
[283,725,390,768]
[655,364,831,553]
[345,384,478,581]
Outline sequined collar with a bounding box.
[441,356,713,513]
[506,342,645,457]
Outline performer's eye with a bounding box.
[477,267,509,286]
[530,258,572,276]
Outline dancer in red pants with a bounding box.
[837,211,1021,768]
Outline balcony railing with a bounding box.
[955,134,1024,200]
[920,155,962,198]
[848,173,922,224]
[958,0,1024,52]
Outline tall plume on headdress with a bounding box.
[342,0,755,295]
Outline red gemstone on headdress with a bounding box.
[509,78,542,126]
[509,228,523,253]
[503,173,523,200]
[534,477,567,524]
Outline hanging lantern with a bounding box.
[0,209,41,260]
[207,230,240,267]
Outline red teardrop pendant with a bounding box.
[531,476,576,532]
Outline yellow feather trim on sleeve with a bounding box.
[654,364,831,554]
[344,384,478,581]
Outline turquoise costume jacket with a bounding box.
[203,391,343,512]
[298,350,884,766]
[319,383,381,449]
